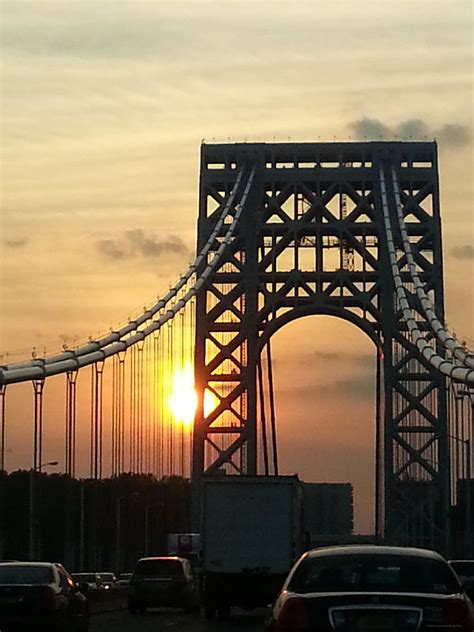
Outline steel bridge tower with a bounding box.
[192,141,448,550]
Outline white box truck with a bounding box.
[200,475,303,619]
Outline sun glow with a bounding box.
[170,363,197,427]
[169,364,222,427]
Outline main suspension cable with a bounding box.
[391,166,474,369]
[0,166,255,384]
[379,165,474,384]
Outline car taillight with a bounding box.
[443,597,474,630]
[38,587,56,611]
[277,597,310,631]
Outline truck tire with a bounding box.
[204,605,216,620]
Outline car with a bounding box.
[71,573,101,592]
[128,556,196,614]
[96,572,117,590]
[116,572,132,588]
[450,560,474,600]
[0,561,89,632]
[266,545,474,632]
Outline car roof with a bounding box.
[136,556,188,563]
[304,545,445,561]
[0,561,55,568]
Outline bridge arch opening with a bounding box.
[264,314,376,535]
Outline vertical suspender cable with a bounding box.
[144,337,149,473]
[65,371,77,476]
[375,349,381,537]
[0,385,6,472]
[180,308,185,477]
[94,363,99,479]
[137,341,144,473]
[153,332,159,476]
[257,354,269,475]
[167,321,173,475]
[71,371,77,478]
[190,296,196,479]
[119,352,126,473]
[32,379,45,471]
[111,356,117,476]
[94,361,105,479]
[90,366,94,478]
[65,374,70,475]
[146,335,152,474]
[159,324,165,478]
[266,339,279,475]
[130,345,136,472]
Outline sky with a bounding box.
[1,0,473,533]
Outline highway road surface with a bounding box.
[90,608,267,631]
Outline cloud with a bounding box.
[436,124,471,148]
[349,117,390,140]
[280,372,374,400]
[396,118,430,139]
[347,117,471,148]
[451,245,474,260]
[125,229,189,259]
[97,230,190,261]
[97,239,126,260]
[4,236,29,249]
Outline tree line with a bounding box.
[0,471,191,574]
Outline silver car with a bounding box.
[267,545,474,632]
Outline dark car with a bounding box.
[96,572,117,591]
[71,573,101,592]
[116,572,132,589]
[0,561,89,632]
[128,556,196,614]
[267,545,474,631]
[450,560,474,600]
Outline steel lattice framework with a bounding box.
[192,141,449,549]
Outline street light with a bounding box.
[29,460,59,560]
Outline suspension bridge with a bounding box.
[0,141,473,555]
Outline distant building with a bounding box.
[302,482,353,544]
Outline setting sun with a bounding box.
[170,363,197,427]
[169,364,221,426]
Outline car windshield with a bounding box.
[450,562,474,577]
[134,559,184,578]
[72,573,96,583]
[0,565,54,585]
[288,554,460,595]
[98,573,114,582]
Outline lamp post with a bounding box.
[29,460,59,560]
